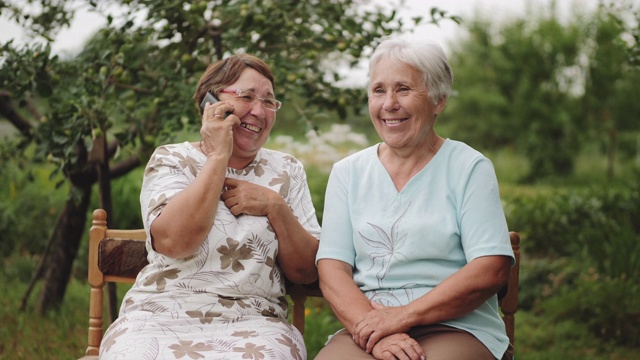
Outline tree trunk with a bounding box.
[36,183,92,314]
[607,128,617,180]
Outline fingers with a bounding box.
[202,102,234,123]
[223,177,239,188]
[370,300,385,309]
[373,334,425,360]
[366,331,382,353]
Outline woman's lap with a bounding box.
[100,313,306,359]
[315,324,496,360]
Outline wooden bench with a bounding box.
[79,208,520,358]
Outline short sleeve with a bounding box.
[139,146,193,233]
[285,160,321,240]
[316,161,356,266]
[459,158,514,265]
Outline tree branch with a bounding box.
[110,155,141,179]
[0,91,34,138]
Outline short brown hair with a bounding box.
[193,54,275,114]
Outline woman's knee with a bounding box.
[315,329,375,360]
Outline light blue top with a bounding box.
[316,139,514,359]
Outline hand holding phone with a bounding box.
[200,92,231,118]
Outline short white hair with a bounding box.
[369,37,453,105]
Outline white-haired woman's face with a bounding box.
[368,56,443,150]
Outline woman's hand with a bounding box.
[354,300,411,353]
[221,178,281,216]
[371,333,425,360]
[200,102,239,159]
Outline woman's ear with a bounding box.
[436,96,447,113]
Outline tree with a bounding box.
[583,1,640,179]
[0,0,457,313]
[444,2,640,182]
[445,3,586,181]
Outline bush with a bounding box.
[518,256,582,312]
[541,274,640,347]
[0,162,66,256]
[504,183,640,272]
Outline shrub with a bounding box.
[541,273,640,347]
[504,183,640,273]
[518,256,582,312]
[0,162,65,256]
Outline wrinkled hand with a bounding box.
[221,178,281,216]
[200,102,238,159]
[371,333,425,360]
[354,300,410,353]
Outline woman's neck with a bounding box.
[378,135,445,191]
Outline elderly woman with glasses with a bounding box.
[100,54,320,360]
[315,38,515,360]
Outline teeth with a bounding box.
[240,123,261,133]
[385,118,406,125]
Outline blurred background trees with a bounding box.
[1,0,639,357]
[0,0,455,313]
[444,1,640,181]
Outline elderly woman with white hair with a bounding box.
[315,37,515,360]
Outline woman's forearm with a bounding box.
[404,255,511,328]
[150,154,228,258]
[268,200,319,283]
[318,259,373,333]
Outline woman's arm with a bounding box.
[317,259,374,332]
[221,177,319,284]
[353,254,512,352]
[150,102,237,259]
[150,154,229,259]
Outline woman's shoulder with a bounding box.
[441,139,488,163]
[333,143,379,167]
[258,147,305,170]
[151,141,197,156]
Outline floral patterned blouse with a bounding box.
[100,142,321,360]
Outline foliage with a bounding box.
[445,2,640,181]
[0,0,458,311]
[541,273,640,347]
[582,3,640,178]
[514,311,638,360]
[517,256,582,312]
[504,180,640,276]
[0,0,454,175]
[301,298,343,359]
[0,158,65,256]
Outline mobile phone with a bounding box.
[200,92,231,118]
[200,92,219,112]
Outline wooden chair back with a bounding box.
[80,208,520,358]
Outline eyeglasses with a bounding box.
[219,88,282,111]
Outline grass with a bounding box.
[1,275,89,359]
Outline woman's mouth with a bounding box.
[239,122,262,133]
[384,118,408,125]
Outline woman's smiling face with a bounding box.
[368,56,443,151]
[218,68,276,160]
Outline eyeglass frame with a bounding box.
[218,88,282,111]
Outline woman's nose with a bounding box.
[382,92,400,111]
[249,99,268,119]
